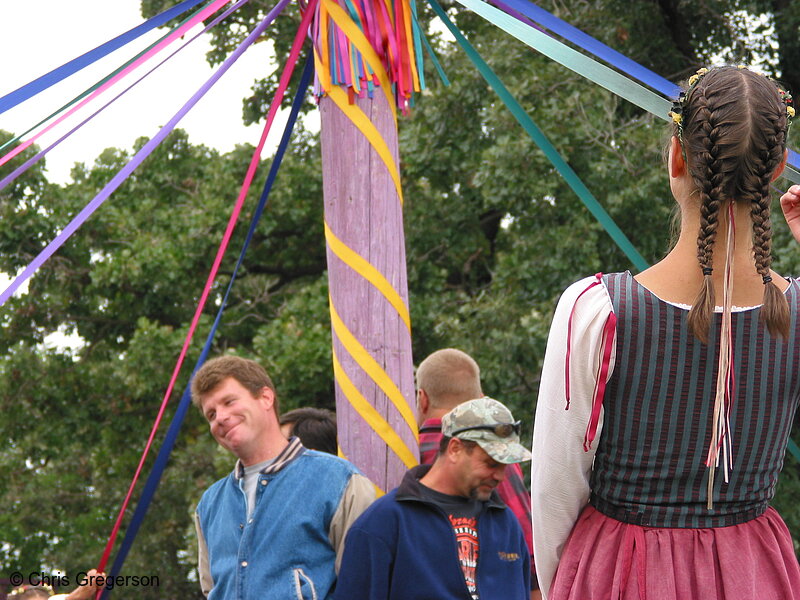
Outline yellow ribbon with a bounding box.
[325,86,404,203]
[337,445,387,497]
[332,347,418,468]
[329,299,418,443]
[324,221,411,332]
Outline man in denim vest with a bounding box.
[335,397,531,600]
[191,356,375,600]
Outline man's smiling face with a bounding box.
[201,376,274,465]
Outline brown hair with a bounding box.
[191,355,279,415]
[16,589,52,600]
[677,66,790,342]
[437,435,478,456]
[416,348,482,410]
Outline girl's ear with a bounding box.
[771,149,788,182]
[669,135,686,178]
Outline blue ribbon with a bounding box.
[0,0,210,115]
[481,0,800,181]
[428,0,648,271]
[492,0,680,98]
[99,52,314,598]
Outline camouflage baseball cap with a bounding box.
[441,396,532,464]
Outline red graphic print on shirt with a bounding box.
[449,515,480,599]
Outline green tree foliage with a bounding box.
[1,0,799,596]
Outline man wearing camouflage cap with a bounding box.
[334,397,531,600]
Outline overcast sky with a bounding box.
[0,0,301,185]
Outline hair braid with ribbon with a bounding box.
[683,81,726,344]
[670,66,793,505]
[746,98,790,336]
[673,66,792,342]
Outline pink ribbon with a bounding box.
[563,273,617,452]
[0,0,233,170]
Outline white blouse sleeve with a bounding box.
[531,275,616,599]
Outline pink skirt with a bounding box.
[549,505,800,600]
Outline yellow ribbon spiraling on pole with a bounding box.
[324,85,404,203]
[324,221,411,332]
[332,348,418,469]
[329,299,418,442]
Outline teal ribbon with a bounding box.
[427,0,648,271]
[790,439,800,463]
[433,0,800,463]
[451,0,800,186]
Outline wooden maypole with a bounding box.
[314,0,425,492]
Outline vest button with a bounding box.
[241,561,248,567]
[260,480,267,486]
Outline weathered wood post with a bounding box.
[314,0,424,491]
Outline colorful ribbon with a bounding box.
[0,0,209,115]
[0,0,234,170]
[0,0,284,310]
[0,0,250,194]
[94,0,297,575]
[313,0,425,113]
[454,0,800,183]
[428,0,648,271]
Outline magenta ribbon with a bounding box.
[564,273,617,451]
[94,0,298,575]
[585,310,616,451]
[0,0,286,310]
[0,0,233,171]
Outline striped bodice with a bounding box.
[590,271,800,528]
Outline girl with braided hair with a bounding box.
[531,65,800,600]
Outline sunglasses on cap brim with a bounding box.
[450,421,521,438]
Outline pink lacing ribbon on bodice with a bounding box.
[565,273,617,452]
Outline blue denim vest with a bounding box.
[197,441,360,599]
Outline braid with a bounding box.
[686,86,725,344]
[745,110,790,337]
[680,67,791,342]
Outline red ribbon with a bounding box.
[564,273,616,452]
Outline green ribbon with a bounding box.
[434,0,800,463]
[451,0,800,186]
[427,0,648,271]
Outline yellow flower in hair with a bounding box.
[688,67,709,86]
[788,106,796,118]
[670,111,683,125]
